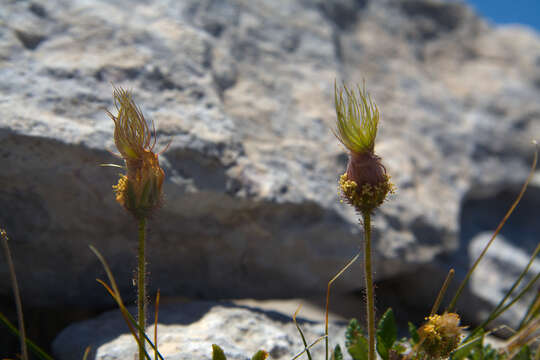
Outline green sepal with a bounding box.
[251,350,268,360]
[376,308,397,360]
[212,344,227,360]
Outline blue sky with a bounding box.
[466,0,540,32]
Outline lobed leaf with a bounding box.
[376,308,397,360]
[348,335,369,360]
[332,345,343,360]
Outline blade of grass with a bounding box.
[98,281,166,360]
[325,252,360,360]
[82,346,91,360]
[487,242,540,324]
[519,289,540,330]
[96,279,166,360]
[97,279,144,344]
[430,269,454,316]
[97,284,168,360]
[447,144,538,312]
[466,270,540,342]
[507,315,540,354]
[97,279,152,360]
[292,335,328,360]
[0,311,53,360]
[507,333,540,359]
[90,245,165,360]
[293,304,313,360]
[1,229,29,360]
[118,307,165,360]
[468,248,540,337]
[486,271,540,327]
[89,245,125,307]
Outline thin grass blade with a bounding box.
[0,311,54,360]
[91,245,164,360]
[82,346,91,360]
[292,335,328,360]
[430,269,454,316]
[325,252,360,360]
[1,229,29,360]
[520,289,540,329]
[447,145,538,312]
[293,304,313,360]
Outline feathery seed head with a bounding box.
[335,82,394,213]
[107,87,164,219]
[334,82,379,155]
[108,87,156,162]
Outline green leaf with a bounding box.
[376,336,388,360]
[345,318,368,360]
[376,308,397,360]
[516,345,532,360]
[251,350,268,360]
[408,322,419,345]
[332,344,344,360]
[345,318,365,348]
[348,335,369,360]
[212,344,227,360]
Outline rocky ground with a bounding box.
[1,0,539,357]
[52,300,347,360]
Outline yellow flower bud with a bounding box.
[418,313,465,358]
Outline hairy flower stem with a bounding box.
[137,217,147,360]
[362,212,375,360]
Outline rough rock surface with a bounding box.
[52,301,346,360]
[1,0,539,319]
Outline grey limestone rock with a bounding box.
[52,301,346,360]
[0,0,539,316]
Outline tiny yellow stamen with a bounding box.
[418,313,465,358]
[339,172,394,214]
